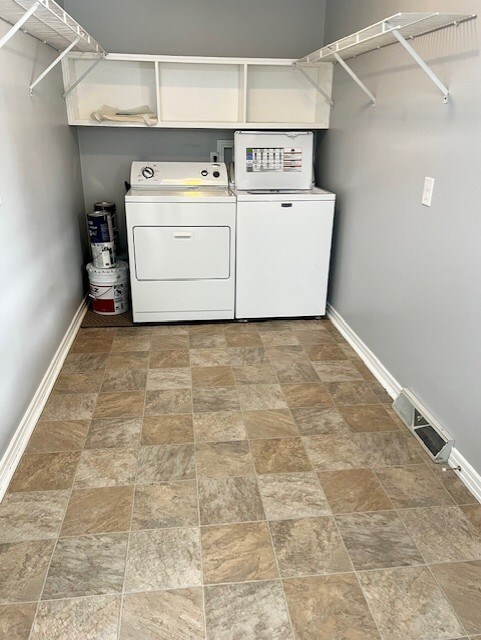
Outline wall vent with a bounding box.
[393,389,454,463]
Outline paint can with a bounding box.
[87,260,129,315]
[90,242,116,268]
[87,210,114,244]
[94,202,119,250]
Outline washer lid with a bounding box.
[125,188,235,203]
[234,187,336,202]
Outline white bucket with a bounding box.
[91,241,116,268]
[87,260,129,316]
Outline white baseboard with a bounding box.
[327,303,402,400]
[327,303,481,504]
[0,297,88,501]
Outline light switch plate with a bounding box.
[422,177,435,207]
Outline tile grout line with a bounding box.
[26,328,119,640]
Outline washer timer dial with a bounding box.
[141,166,155,179]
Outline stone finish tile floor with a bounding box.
[1,318,480,639]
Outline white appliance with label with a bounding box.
[234,131,314,191]
[234,131,335,319]
[125,162,236,322]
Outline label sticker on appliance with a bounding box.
[246,148,302,173]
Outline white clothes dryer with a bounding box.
[125,162,236,323]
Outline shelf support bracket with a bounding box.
[295,66,334,107]
[391,28,450,103]
[332,52,376,106]
[63,54,105,100]
[30,36,81,95]
[0,1,40,50]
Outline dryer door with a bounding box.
[133,226,231,280]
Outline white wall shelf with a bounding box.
[62,53,333,129]
[297,12,477,105]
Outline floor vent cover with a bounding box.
[393,389,454,463]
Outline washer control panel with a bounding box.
[131,162,228,187]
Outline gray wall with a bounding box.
[0,24,85,460]
[319,1,481,470]
[65,0,326,250]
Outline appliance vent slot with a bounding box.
[393,389,454,463]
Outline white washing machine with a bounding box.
[125,162,236,323]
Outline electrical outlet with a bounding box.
[422,177,435,207]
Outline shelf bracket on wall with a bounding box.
[390,27,450,103]
[0,1,40,50]
[63,54,105,100]
[332,52,376,106]
[294,65,334,107]
[30,36,81,94]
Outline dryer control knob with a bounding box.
[142,167,155,179]
[213,171,220,178]
[201,170,208,177]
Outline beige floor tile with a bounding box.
[149,349,190,369]
[131,481,198,530]
[61,486,134,535]
[111,335,152,352]
[193,411,245,442]
[54,372,104,393]
[189,334,227,350]
[399,506,481,563]
[146,368,191,390]
[94,392,145,418]
[201,522,277,584]
[250,438,311,474]
[294,329,336,346]
[326,381,380,406]
[70,333,114,353]
[0,540,54,603]
[189,323,224,336]
[125,528,201,592]
[192,387,239,413]
[305,344,347,361]
[120,588,204,640]
[8,452,79,493]
[100,369,147,392]
[265,345,305,363]
[151,334,190,351]
[189,348,230,367]
[75,449,137,488]
[85,418,142,449]
[242,409,299,439]
[62,353,109,374]
[228,346,269,366]
[257,472,330,520]
[336,512,423,570]
[431,466,480,505]
[191,365,235,388]
[199,476,264,525]
[233,363,278,384]
[303,435,367,471]
[354,432,423,467]
[107,351,150,370]
[43,534,128,599]
[270,516,352,577]
[339,404,399,432]
[313,361,363,382]
[375,464,454,508]
[0,603,36,640]
[461,504,481,533]
[431,561,481,635]
[318,469,393,514]
[0,490,69,543]
[141,415,194,445]
[205,581,292,640]
[145,389,192,415]
[283,574,380,640]
[270,358,320,384]
[32,595,120,640]
[281,383,332,409]
[237,384,288,411]
[195,441,254,477]
[136,444,196,483]
[42,393,97,421]
[291,407,350,436]
[225,332,263,347]
[260,330,299,348]
[27,420,90,453]
[152,325,189,336]
[358,566,464,640]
